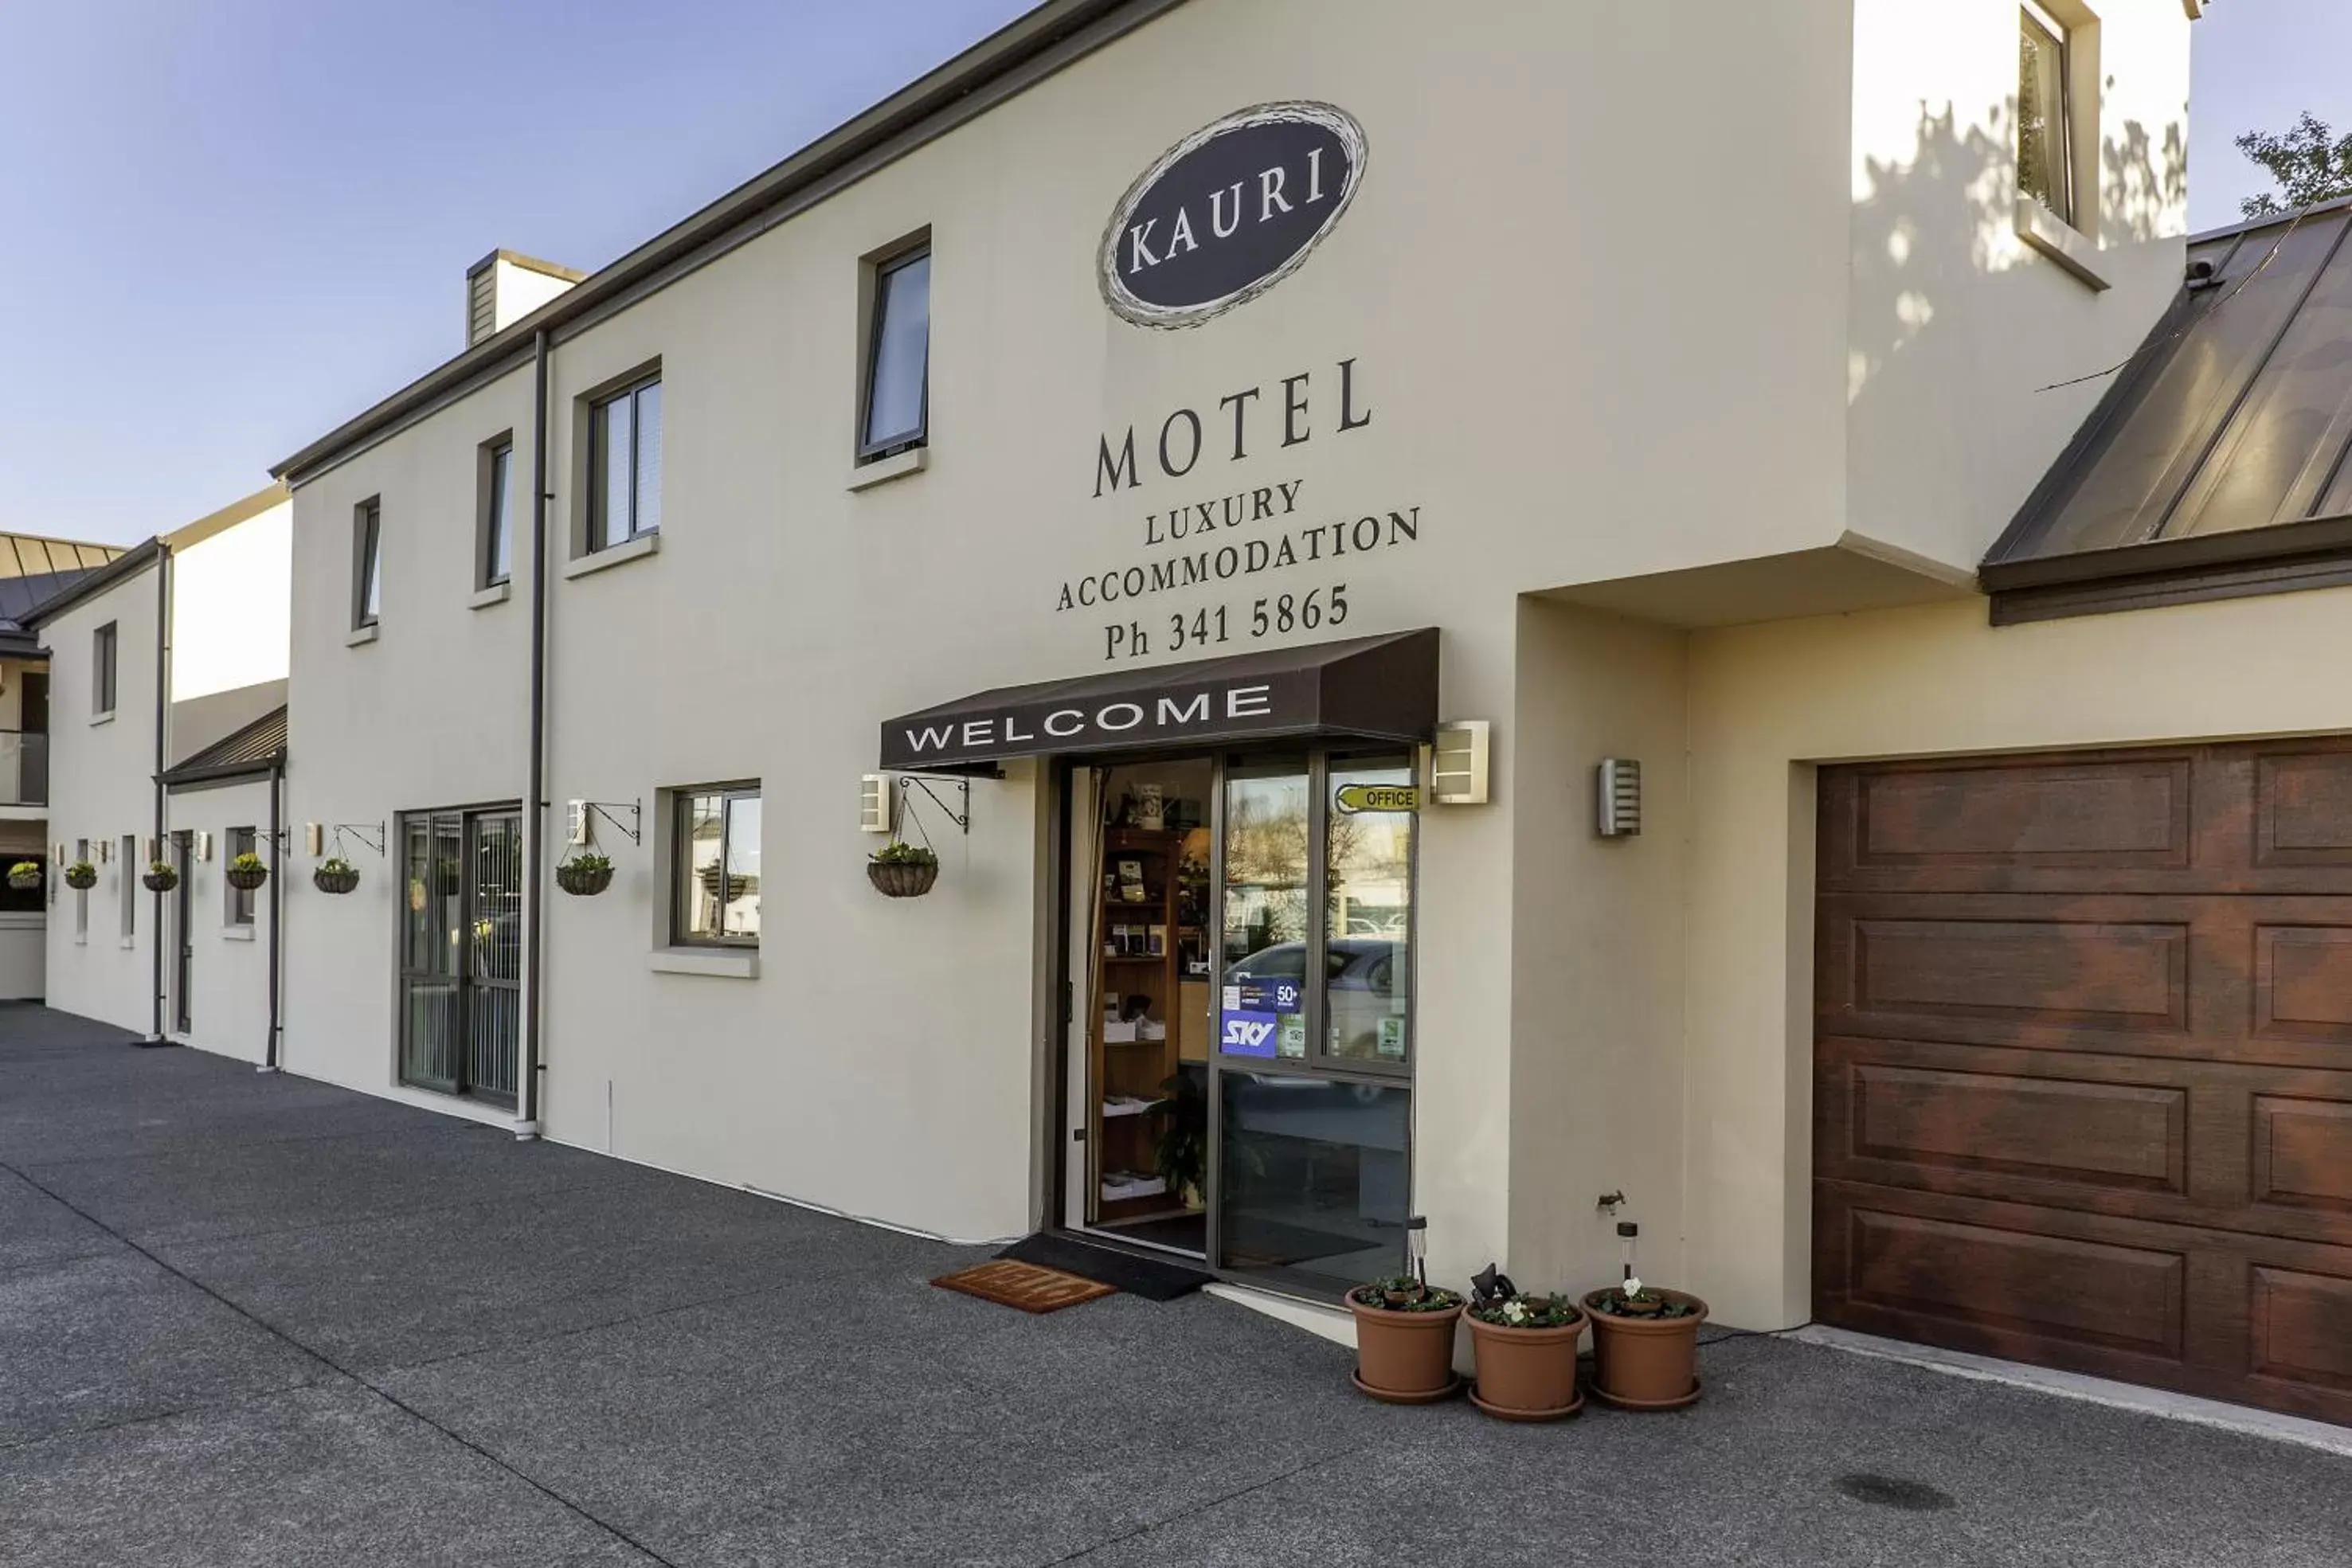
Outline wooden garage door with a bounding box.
[1814,740,2352,1425]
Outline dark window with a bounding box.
[483,440,515,585]
[355,499,382,628]
[589,376,662,551]
[92,623,117,714]
[673,784,761,946]
[226,827,256,926]
[859,248,930,459]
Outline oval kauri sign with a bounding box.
[1099,101,1368,330]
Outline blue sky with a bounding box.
[0,1,2340,545]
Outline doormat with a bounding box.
[996,1231,1212,1301]
[932,1260,1116,1314]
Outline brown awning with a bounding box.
[879,628,1438,772]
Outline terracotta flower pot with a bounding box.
[1346,1294,1462,1403]
[1582,1288,1708,1410]
[1466,1307,1587,1421]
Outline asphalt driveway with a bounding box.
[2,1006,2348,1566]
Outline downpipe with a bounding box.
[515,327,550,1143]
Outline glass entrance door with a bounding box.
[398,807,521,1104]
[1210,750,1416,1298]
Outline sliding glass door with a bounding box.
[398,806,520,1105]
[1209,749,1416,1298]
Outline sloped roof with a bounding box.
[0,532,125,651]
[1985,198,2352,621]
[161,705,287,787]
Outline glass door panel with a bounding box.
[1324,755,1414,1066]
[399,814,461,1093]
[1218,757,1311,1064]
[465,812,522,1105]
[1215,1072,1409,1292]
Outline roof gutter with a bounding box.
[270,0,1185,485]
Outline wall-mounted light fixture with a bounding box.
[1430,721,1490,805]
[1597,758,1642,837]
[859,774,894,834]
[566,801,592,847]
[195,831,213,862]
[96,839,110,863]
[305,823,324,856]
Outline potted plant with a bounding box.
[698,862,752,901]
[1149,1068,1207,1210]
[867,841,938,897]
[1582,1278,1707,1410]
[555,851,612,896]
[225,852,269,891]
[64,860,97,890]
[1344,1276,1464,1403]
[313,857,360,894]
[141,860,178,893]
[7,860,41,891]
[1465,1269,1587,1421]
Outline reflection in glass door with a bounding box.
[1211,750,1416,1300]
[398,807,521,1105]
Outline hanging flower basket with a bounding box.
[867,843,938,898]
[313,858,360,895]
[7,861,42,891]
[141,861,178,893]
[556,854,613,896]
[64,862,97,890]
[225,854,270,892]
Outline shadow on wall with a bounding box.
[1845,100,2187,565]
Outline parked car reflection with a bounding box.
[1227,937,1407,1061]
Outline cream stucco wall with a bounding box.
[1845,0,2191,576]
[274,0,2199,1294]
[166,776,278,1065]
[42,563,162,1037]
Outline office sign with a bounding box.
[1099,101,1368,329]
[1335,783,1419,814]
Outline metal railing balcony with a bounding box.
[0,730,49,807]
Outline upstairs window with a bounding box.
[589,375,662,551]
[354,498,382,628]
[859,246,930,459]
[92,623,117,715]
[2018,2,2076,227]
[482,438,515,587]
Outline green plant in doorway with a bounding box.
[1149,1067,1207,1208]
[6,860,41,890]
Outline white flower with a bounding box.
[1624,1276,1642,1296]
[1503,1299,1528,1324]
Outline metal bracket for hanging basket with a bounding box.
[329,822,386,858]
[577,800,642,847]
[896,775,972,836]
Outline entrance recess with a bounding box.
[397,807,522,1105]
[1814,740,2352,1425]
[1061,744,1419,1300]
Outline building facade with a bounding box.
[221,0,2352,1425]
[32,486,291,1058]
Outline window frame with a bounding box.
[2017,1,2076,228]
[479,435,516,588]
[120,833,136,940]
[354,498,383,628]
[670,782,761,949]
[92,622,117,715]
[586,373,662,553]
[856,243,932,463]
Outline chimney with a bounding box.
[465,250,585,346]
